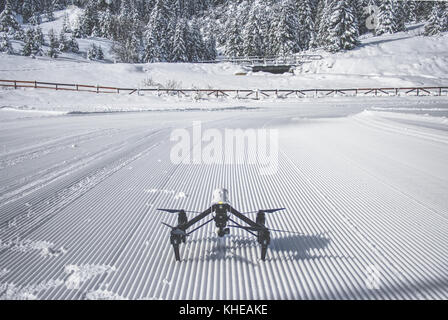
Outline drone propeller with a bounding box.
[157,209,201,214]
[262,208,286,213]
[240,208,286,214]
[228,225,302,234]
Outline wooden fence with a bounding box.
[1,79,447,100]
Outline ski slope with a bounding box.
[1,101,448,300]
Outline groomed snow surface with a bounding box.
[1,9,448,300]
[1,99,448,300]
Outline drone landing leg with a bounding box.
[261,245,268,261]
[173,244,181,261]
[259,230,270,261]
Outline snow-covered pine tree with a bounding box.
[224,15,243,57]
[0,0,21,34]
[215,3,232,48]
[170,19,188,62]
[296,0,315,50]
[34,26,44,46]
[166,7,177,61]
[62,13,71,33]
[58,29,69,52]
[353,0,369,36]
[22,27,43,56]
[87,43,97,60]
[314,0,333,48]
[142,30,159,62]
[68,34,79,53]
[187,18,206,62]
[43,0,55,22]
[0,32,14,54]
[204,34,217,61]
[72,15,83,38]
[444,3,448,31]
[424,3,446,36]
[376,0,398,35]
[404,0,418,24]
[326,0,359,52]
[258,2,274,55]
[47,28,59,58]
[80,0,99,37]
[173,0,185,18]
[29,11,42,26]
[22,28,35,56]
[394,0,407,32]
[143,0,172,62]
[21,0,34,23]
[270,0,299,56]
[99,7,115,39]
[111,36,140,63]
[416,1,435,22]
[96,45,104,60]
[242,5,263,57]
[117,0,135,40]
[96,0,109,11]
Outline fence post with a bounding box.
[96,85,99,93]
[76,84,79,91]
[117,88,120,94]
[34,81,37,88]
[416,88,419,96]
[14,80,17,89]
[55,84,58,91]
[439,87,442,96]
[395,88,398,96]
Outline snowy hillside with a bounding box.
[1,11,447,113]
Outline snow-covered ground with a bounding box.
[1,8,448,300]
[0,100,448,300]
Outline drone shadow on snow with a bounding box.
[183,233,350,264]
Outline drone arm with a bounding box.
[186,218,215,235]
[230,207,262,228]
[183,207,213,230]
[228,218,257,237]
[230,207,271,261]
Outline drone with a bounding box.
[159,188,297,261]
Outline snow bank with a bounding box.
[300,27,448,88]
[0,279,63,300]
[64,264,116,290]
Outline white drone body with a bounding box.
[211,188,230,205]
